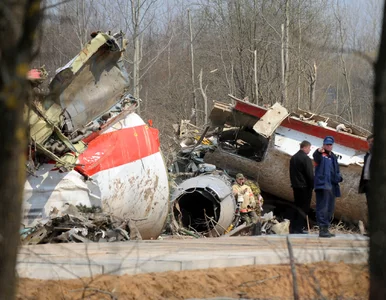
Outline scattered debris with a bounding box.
[168,112,291,237]
[21,205,141,245]
[223,212,289,237]
[358,220,366,235]
[271,219,290,235]
[336,123,353,133]
[169,94,370,238]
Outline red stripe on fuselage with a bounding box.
[234,101,368,152]
[78,125,160,176]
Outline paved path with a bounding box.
[17,234,368,280]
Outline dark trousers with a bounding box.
[365,190,370,206]
[315,189,336,227]
[291,187,312,232]
[363,180,370,204]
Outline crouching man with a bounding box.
[232,173,258,225]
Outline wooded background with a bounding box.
[36,0,381,142]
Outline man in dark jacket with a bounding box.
[358,134,374,203]
[289,140,314,234]
[313,136,343,238]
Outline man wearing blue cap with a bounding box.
[313,136,343,238]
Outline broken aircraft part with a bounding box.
[23,31,169,240]
[49,31,128,132]
[21,205,142,245]
[172,174,236,236]
[205,98,368,224]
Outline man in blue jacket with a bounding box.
[313,136,343,238]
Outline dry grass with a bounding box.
[309,220,362,235]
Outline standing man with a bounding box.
[313,136,343,238]
[289,140,314,234]
[232,173,258,225]
[359,134,374,203]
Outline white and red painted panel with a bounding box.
[23,112,169,239]
[234,100,368,152]
[274,126,365,166]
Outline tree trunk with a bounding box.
[133,34,141,100]
[168,43,171,88]
[0,2,42,299]
[336,3,354,123]
[341,57,354,122]
[309,62,317,111]
[284,0,290,107]
[297,2,301,110]
[199,69,208,125]
[336,76,339,116]
[281,0,290,107]
[253,50,259,105]
[281,23,285,105]
[370,2,386,298]
[132,0,142,101]
[188,9,198,125]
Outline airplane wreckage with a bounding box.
[170,97,369,237]
[23,32,169,241]
[22,31,368,243]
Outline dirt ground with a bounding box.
[17,261,368,300]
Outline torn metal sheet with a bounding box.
[252,102,289,138]
[209,102,233,127]
[22,226,48,245]
[49,32,129,131]
[204,98,369,224]
[23,31,169,240]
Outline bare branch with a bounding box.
[259,9,281,38]
[139,33,173,80]
[70,287,118,300]
[42,0,74,11]
[287,236,299,300]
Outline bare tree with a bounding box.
[61,0,96,49]
[253,49,259,104]
[117,0,164,102]
[188,9,198,125]
[0,2,43,299]
[131,0,144,100]
[370,1,386,298]
[199,68,208,124]
[335,1,354,123]
[296,0,302,109]
[281,0,290,106]
[302,60,317,111]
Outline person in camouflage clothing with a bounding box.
[244,179,264,216]
[232,173,260,225]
